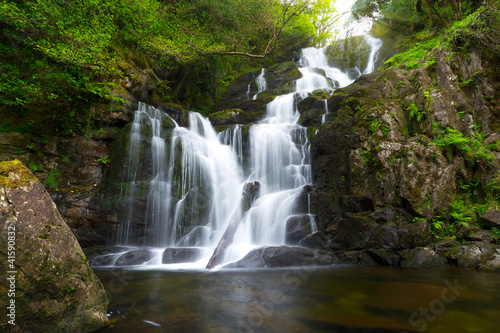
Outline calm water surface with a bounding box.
[95,266,500,333]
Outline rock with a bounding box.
[115,249,155,266]
[285,215,315,245]
[84,245,130,266]
[330,215,374,250]
[400,247,448,268]
[478,250,500,272]
[242,181,261,211]
[224,246,335,268]
[463,231,495,243]
[298,231,329,250]
[176,226,207,247]
[162,248,203,264]
[0,132,31,164]
[480,209,500,229]
[362,249,401,266]
[0,160,109,332]
[455,241,496,268]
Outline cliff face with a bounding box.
[0,160,109,332]
[307,40,500,268]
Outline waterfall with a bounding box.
[111,39,382,268]
[252,68,267,100]
[363,35,383,74]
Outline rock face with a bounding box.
[0,160,109,332]
[306,41,500,268]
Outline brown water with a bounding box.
[95,266,500,333]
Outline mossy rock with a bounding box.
[0,161,109,332]
[0,160,37,188]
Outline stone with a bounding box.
[480,209,500,229]
[115,249,155,266]
[455,242,496,268]
[362,249,401,266]
[0,160,109,332]
[84,245,130,266]
[223,246,335,269]
[478,250,500,272]
[285,215,315,245]
[400,247,448,268]
[162,248,203,264]
[298,231,329,250]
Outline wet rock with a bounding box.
[162,248,203,264]
[115,249,155,266]
[0,160,109,332]
[224,246,335,268]
[480,209,500,229]
[177,226,207,247]
[286,215,314,245]
[84,245,130,266]
[242,181,261,211]
[400,247,447,268]
[298,231,329,250]
[209,108,264,126]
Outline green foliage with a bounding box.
[28,162,44,172]
[383,36,442,69]
[369,118,389,137]
[433,128,494,163]
[45,168,60,190]
[407,101,425,122]
[1,0,314,131]
[492,228,500,244]
[97,155,110,165]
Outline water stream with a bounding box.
[95,267,500,333]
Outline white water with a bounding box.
[252,68,267,100]
[112,41,381,269]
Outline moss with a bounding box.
[0,160,36,188]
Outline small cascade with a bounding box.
[363,35,383,74]
[321,99,329,124]
[252,68,267,100]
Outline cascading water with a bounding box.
[110,38,382,269]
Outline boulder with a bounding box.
[115,249,155,266]
[298,231,329,250]
[162,248,203,264]
[0,160,109,332]
[223,246,335,269]
[478,250,500,272]
[400,247,448,268]
[455,242,496,268]
[84,245,130,266]
[480,209,500,229]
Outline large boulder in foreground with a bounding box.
[0,160,109,332]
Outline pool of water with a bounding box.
[95,266,500,333]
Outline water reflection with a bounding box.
[95,267,500,333]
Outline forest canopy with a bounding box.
[0,0,343,133]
